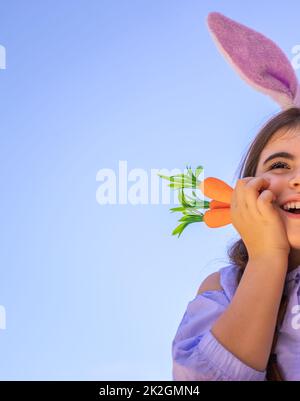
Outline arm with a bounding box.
[211,253,288,372]
[172,266,266,381]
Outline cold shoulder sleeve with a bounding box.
[172,264,267,381]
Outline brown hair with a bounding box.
[226,107,300,380]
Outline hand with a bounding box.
[230,177,290,260]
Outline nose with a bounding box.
[289,172,300,189]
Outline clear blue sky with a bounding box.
[0,0,299,380]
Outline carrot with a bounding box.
[199,177,233,204]
[210,199,230,209]
[203,208,232,228]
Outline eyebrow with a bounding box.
[263,152,295,166]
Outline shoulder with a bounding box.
[196,271,222,296]
[196,264,242,299]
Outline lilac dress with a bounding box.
[172,263,300,381]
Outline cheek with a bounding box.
[260,173,287,195]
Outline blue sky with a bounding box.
[0,0,299,380]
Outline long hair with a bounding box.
[226,107,300,380]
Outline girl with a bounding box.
[172,106,300,381]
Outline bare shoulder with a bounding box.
[196,271,222,296]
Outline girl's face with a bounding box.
[255,127,300,252]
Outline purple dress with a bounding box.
[172,263,300,381]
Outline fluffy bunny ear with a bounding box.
[207,12,300,109]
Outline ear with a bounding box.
[207,12,300,109]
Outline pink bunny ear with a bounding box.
[207,12,300,109]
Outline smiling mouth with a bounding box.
[280,207,300,215]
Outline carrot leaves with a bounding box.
[158,165,209,237]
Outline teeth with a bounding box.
[283,202,300,210]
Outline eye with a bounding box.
[269,161,290,170]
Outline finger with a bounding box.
[257,189,278,218]
[243,177,271,217]
[233,177,253,210]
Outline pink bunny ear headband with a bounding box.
[207,11,300,109]
[159,12,300,236]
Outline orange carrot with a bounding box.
[210,199,230,209]
[199,177,233,204]
[203,208,232,228]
